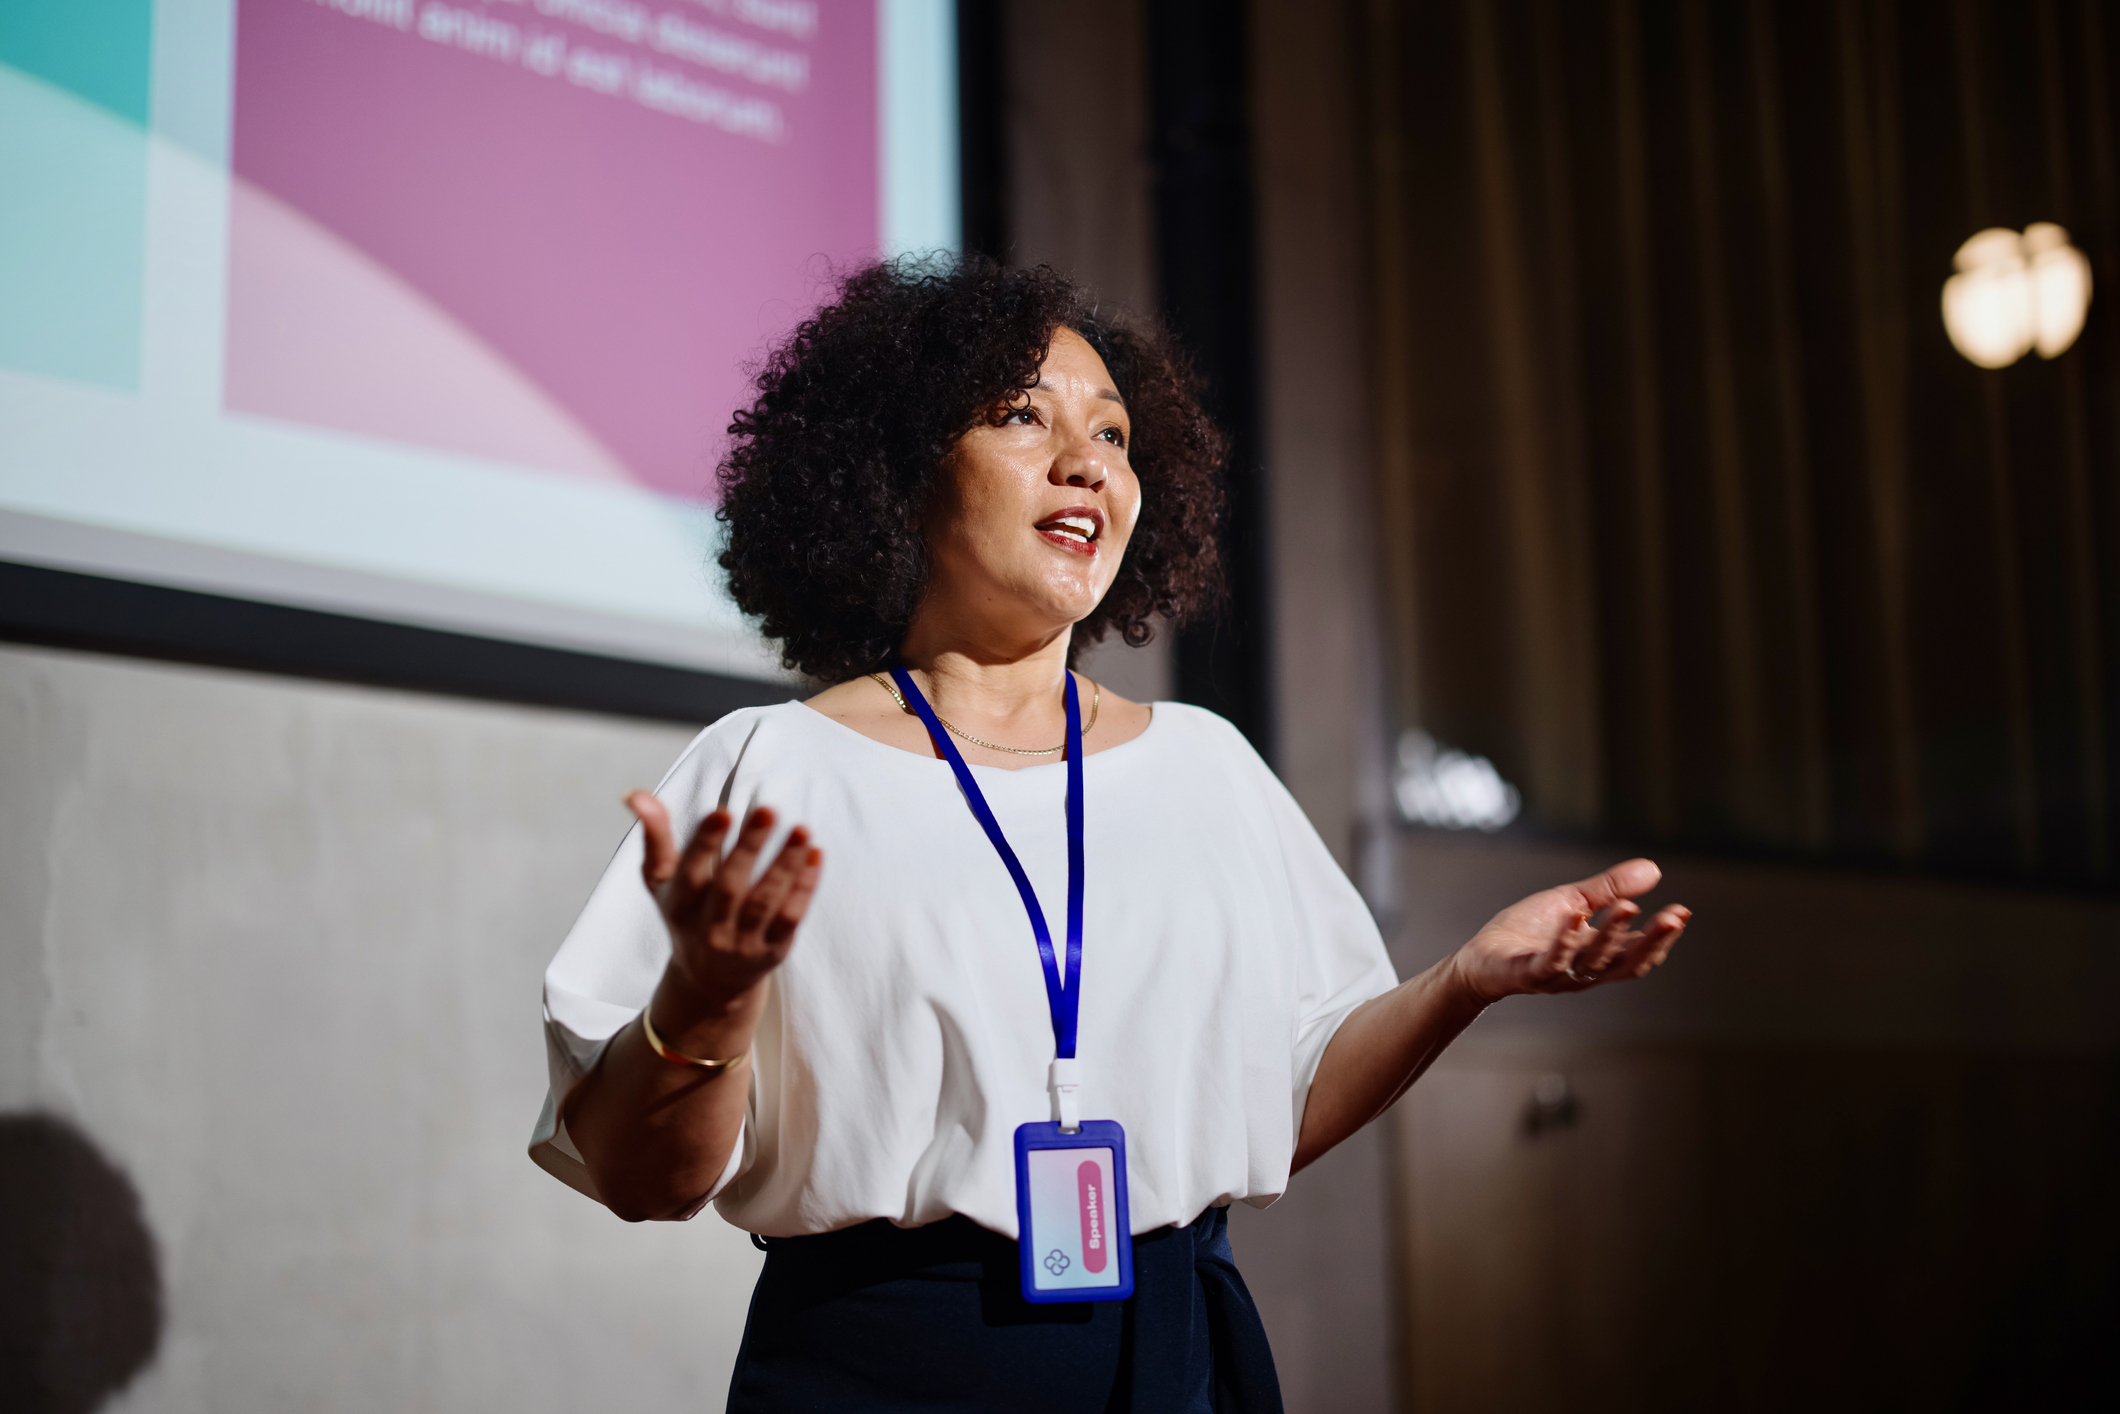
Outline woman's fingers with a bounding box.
[1467,875,1690,999]
[1581,905,1688,985]
[1613,905,1690,978]
[734,828,811,937]
[678,805,763,894]
[1565,858,1661,916]
[1545,896,1687,991]
[1574,900,1642,977]
[1522,905,1593,987]
[674,807,734,893]
[763,850,824,948]
[628,790,682,887]
[649,801,823,970]
[695,805,775,901]
[1553,897,1605,971]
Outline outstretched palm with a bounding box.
[1449,858,1691,1005]
[625,796,823,1008]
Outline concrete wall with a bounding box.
[0,645,763,1412]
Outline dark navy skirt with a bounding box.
[725,1205,1283,1413]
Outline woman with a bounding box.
[531,260,1690,1411]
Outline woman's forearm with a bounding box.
[1291,953,1488,1173]
[558,971,765,1222]
[1292,859,1690,1173]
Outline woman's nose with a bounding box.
[1050,442,1109,491]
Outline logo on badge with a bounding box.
[1044,1248,1071,1276]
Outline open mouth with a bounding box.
[1035,508,1104,555]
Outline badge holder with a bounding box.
[1015,1115,1134,1302]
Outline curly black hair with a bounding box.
[715,256,1228,683]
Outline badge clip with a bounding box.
[1050,1057,1082,1132]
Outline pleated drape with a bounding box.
[1360,0,2120,890]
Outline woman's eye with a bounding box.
[1100,427,1126,447]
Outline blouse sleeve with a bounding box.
[526,712,769,1214]
[1250,748,1400,1137]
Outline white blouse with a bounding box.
[530,700,1397,1239]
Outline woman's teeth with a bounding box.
[1046,516,1097,543]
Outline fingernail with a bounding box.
[807,848,823,866]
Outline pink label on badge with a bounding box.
[1078,1161,1107,1273]
[1025,1146,1121,1289]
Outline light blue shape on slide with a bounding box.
[880,0,960,259]
[0,1,155,390]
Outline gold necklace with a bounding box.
[870,671,1101,757]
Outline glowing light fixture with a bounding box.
[1942,222,2093,369]
[1393,730,1521,833]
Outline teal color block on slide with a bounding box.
[0,1,154,390]
[0,1,154,121]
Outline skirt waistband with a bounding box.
[728,1206,1282,1414]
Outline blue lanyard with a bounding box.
[888,664,1085,1060]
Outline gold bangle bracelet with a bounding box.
[640,1005,749,1073]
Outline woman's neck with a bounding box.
[801,606,1152,768]
[896,617,1074,728]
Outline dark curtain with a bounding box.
[1364,0,2120,890]
[1149,0,1277,762]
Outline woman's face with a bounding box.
[923,327,1141,643]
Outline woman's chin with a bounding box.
[996,571,1107,628]
[1045,590,1112,632]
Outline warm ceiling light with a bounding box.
[1942,223,2093,369]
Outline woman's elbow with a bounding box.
[586,1157,699,1223]
[602,1193,659,1223]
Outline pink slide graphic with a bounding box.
[226,0,879,500]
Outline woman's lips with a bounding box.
[1036,526,1098,556]
[1035,508,1103,557]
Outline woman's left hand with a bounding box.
[1446,858,1691,1006]
[1295,858,1690,1171]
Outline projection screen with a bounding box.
[1,0,959,685]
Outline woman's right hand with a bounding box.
[566,798,821,1220]
[625,794,823,1021]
